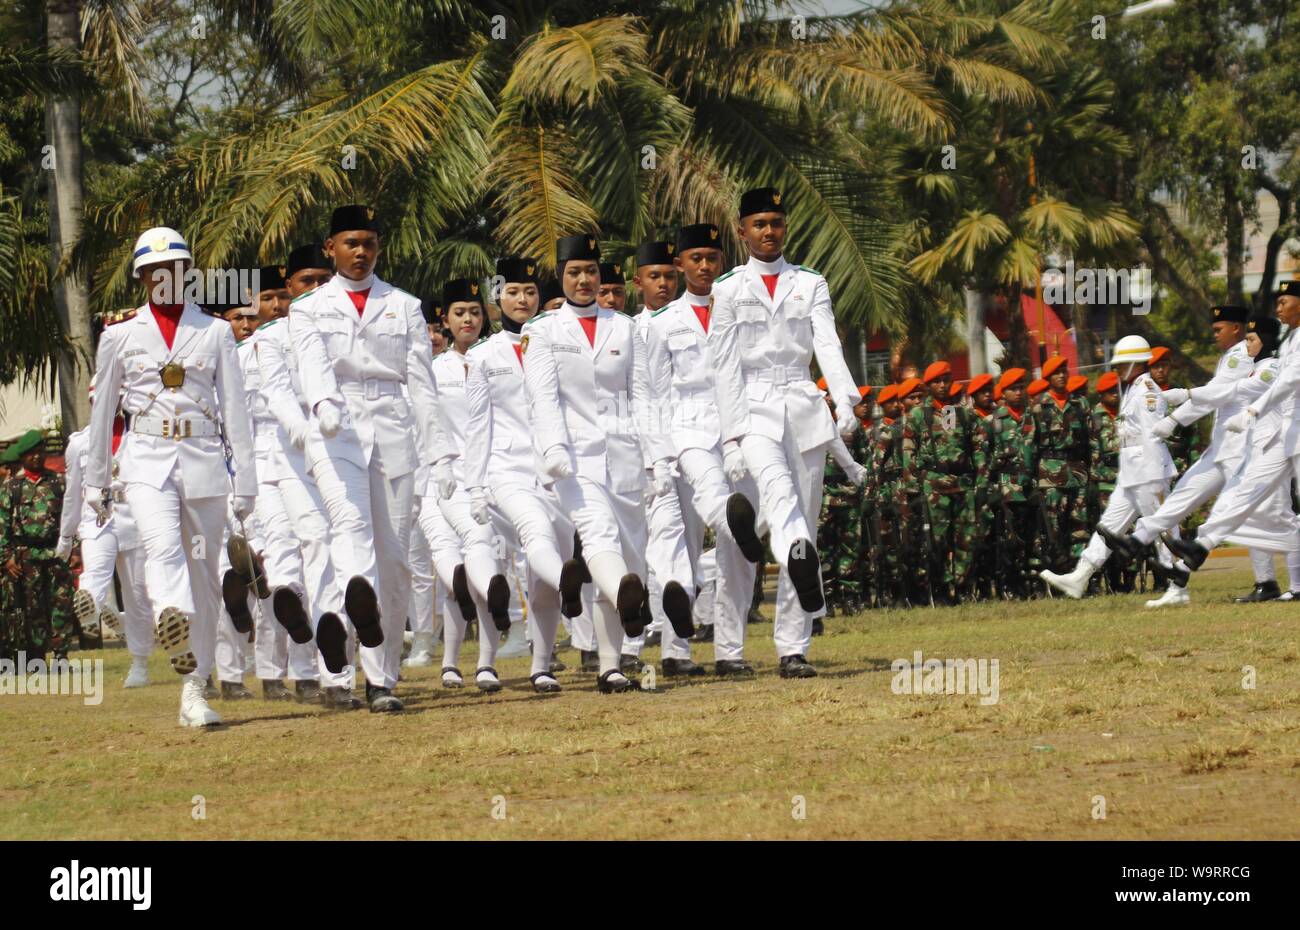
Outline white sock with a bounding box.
[591,598,624,675]
[586,550,630,606]
[529,590,562,677]
[442,603,466,669]
[1250,549,1276,583]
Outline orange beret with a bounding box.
[1149,346,1171,364]
[858,385,872,397]
[816,376,828,391]
[897,377,922,398]
[1027,378,1049,396]
[949,381,964,398]
[922,360,952,383]
[966,373,993,395]
[1095,371,1119,392]
[876,384,897,404]
[1067,374,1088,394]
[997,368,1027,392]
[1041,356,1068,378]
[993,384,1003,401]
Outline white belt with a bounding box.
[742,366,811,387]
[131,417,219,439]
[340,378,402,400]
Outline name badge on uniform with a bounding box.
[160,362,186,388]
[667,328,692,338]
[486,366,512,378]
[553,344,581,354]
[609,349,621,356]
[385,312,396,319]
[736,298,762,308]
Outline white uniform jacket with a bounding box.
[521,302,670,494]
[707,256,859,453]
[60,428,138,546]
[463,330,536,490]
[288,274,454,477]
[1169,340,1253,464]
[1116,372,1177,489]
[1248,329,1300,456]
[428,347,475,486]
[87,302,255,498]
[644,292,745,456]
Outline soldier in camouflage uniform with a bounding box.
[0,445,15,660]
[982,369,1037,598]
[816,382,870,614]
[905,362,982,604]
[896,376,933,605]
[865,384,907,606]
[1031,357,1092,572]
[1,430,76,662]
[966,374,997,599]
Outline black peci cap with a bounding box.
[255,264,287,293]
[598,262,624,284]
[443,278,484,306]
[634,241,674,268]
[738,187,785,219]
[286,242,330,278]
[329,204,379,236]
[1211,305,1250,324]
[556,234,600,266]
[1278,280,1300,298]
[676,223,723,253]
[421,299,442,325]
[496,257,539,284]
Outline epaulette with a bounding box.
[290,287,319,304]
[652,304,673,317]
[471,335,489,348]
[259,318,280,330]
[715,269,737,283]
[798,265,822,276]
[104,308,137,326]
[523,311,552,329]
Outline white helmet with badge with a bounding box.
[131,226,193,277]
[1109,334,1152,367]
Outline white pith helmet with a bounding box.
[131,226,192,277]
[1109,334,1152,366]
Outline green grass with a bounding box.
[2,556,1297,839]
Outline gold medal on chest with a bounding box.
[160,362,186,388]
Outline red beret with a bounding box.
[897,377,923,398]
[1095,371,1119,392]
[1041,356,1068,378]
[1149,346,1171,364]
[966,373,993,395]
[997,368,1027,392]
[1067,374,1088,394]
[922,361,952,383]
[858,385,872,397]
[949,381,964,398]
[876,384,897,404]
[1027,378,1049,396]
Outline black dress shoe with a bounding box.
[715,659,756,677]
[596,669,640,693]
[365,683,404,713]
[619,654,642,674]
[662,580,695,639]
[579,650,600,673]
[548,655,567,673]
[221,680,254,700]
[316,612,349,674]
[662,658,706,677]
[746,608,765,625]
[344,576,384,648]
[261,679,296,701]
[222,569,253,634]
[294,680,322,703]
[786,540,825,612]
[1235,580,1281,603]
[272,586,314,644]
[320,686,363,710]
[691,624,714,643]
[726,492,764,562]
[811,617,825,636]
[1162,535,1208,571]
[486,574,512,632]
[559,558,586,618]
[451,564,476,623]
[1149,558,1191,589]
[617,573,648,637]
[778,654,818,679]
[1098,526,1142,561]
[530,671,562,693]
[643,631,662,648]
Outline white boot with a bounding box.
[496,620,531,659]
[1145,583,1190,609]
[178,675,222,727]
[1040,560,1097,600]
[124,656,150,688]
[403,631,435,668]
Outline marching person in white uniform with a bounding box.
[707,188,860,678]
[521,234,677,692]
[289,205,457,713]
[464,257,581,693]
[86,226,256,727]
[645,223,763,677]
[1041,336,1183,600]
[59,394,154,688]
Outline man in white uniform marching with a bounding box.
[708,188,861,678]
[86,226,256,727]
[289,205,456,712]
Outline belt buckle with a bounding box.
[365,380,381,401]
[161,418,171,439]
[771,368,788,386]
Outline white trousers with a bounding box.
[78,532,153,659]
[1249,548,1300,587]
[408,522,437,636]
[274,468,344,684]
[1081,480,1174,569]
[1134,453,1229,543]
[124,477,226,680]
[1196,441,1300,550]
[215,528,253,683]
[252,479,316,681]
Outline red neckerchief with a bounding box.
[149,301,184,349]
[1049,389,1069,409]
[973,407,989,418]
[23,467,42,482]
[345,288,370,316]
[760,274,779,298]
[578,315,597,346]
[691,303,710,332]
[882,416,895,425]
[1101,403,1119,419]
[1006,406,1023,422]
[512,344,523,365]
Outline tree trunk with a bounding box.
[46,0,92,434]
[1224,186,1245,306]
[1256,187,1292,314]
[964,287,992,375]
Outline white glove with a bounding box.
[85,486,110,523]
[55,536,74,562]
[845,461,868,486]
[433,458,457,500]
[543,444,573,480]
[469,487,490,525]
[287,419,309,451]
[316,399,343,438]
[1150,417,1177,440]
[233,495,256,522]
[838,408,859,439]
[1224,409,1256,433]
[1163,387,1189,406]
[722,440,747,483]
[651,459,675,497]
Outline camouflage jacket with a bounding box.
[1089,403,1120,492]
[904,400,983,491]
[984,406,1034,503]
[4,472,66,561]
[1031,393,1091,488]
[867,418,906,504]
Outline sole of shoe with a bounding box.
[786,540,825,613]
[451,564,476,623]
[616,574,648,637]
[486,574,512,632]
[73,588,99,635]
[726,493,764,563]
[272,587,314,644]
[344,576,384,648]
[156,607,196,675]
[222,569,254,634]
[559,558,585,618]
[662,580,695,639]
[315,612,349,674]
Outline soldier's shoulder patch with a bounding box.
[1261,368,1274,383]
[1146,394,1157,410]
[1228,356,1239,368]
[798,264,822,276]
[104,308,137,326]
